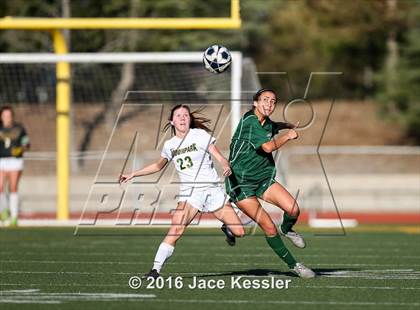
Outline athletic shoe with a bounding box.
[281,229,306,248]
[291,263,316,278]
[221,224,236,246]
[9,217,18,227]
[143,269,160,279]
[1,208,9,222]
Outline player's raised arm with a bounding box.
[207,143,232,177]
[261,129,298,153]
[119,157,168,183]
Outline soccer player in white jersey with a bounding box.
[119,104,244,278]
[0,106,30,227]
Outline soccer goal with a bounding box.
[0,52,260,223]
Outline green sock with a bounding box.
[281,213,298,234]
[265,234,297,268]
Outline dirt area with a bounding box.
[13,100,407,154]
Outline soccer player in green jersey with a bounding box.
[225,88,315,278]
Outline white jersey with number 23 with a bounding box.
[161,128,220,191]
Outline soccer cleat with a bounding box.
[143,269,160,279]
[221,224,236,246]
[281,229,306,248]
[1,208,9,222]
[291,263,316,278]
[9,217,18,227]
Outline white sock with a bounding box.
[0,193,7,213]
[9,193,19,219]
[152,242,175,273]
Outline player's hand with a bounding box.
[119,173,134,184]
[11,147,23,157]
[287,129,298,140]
[222,163,232,177]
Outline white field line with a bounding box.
[2,268,420,281]
[2,246,419,256]
[131,298,420,307]
[0,291,156,304]
[0,283,126,288]
[2,289,40,293]
[0,280,420,294]
[301,285,420,290]
[3,269,417,275]
[1,281,420,290]
[1,251,419,260]
[1,296,417,307]
[0,270,131,275]
[0,292,156,299]
[2,259,420,268]
[0,300,60,304]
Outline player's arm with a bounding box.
[11,128,30,157]
[21,135,30,152]
[119,157,168,183]
[208,143,232,177]
[261,129,298,153]
[21,127,30,150]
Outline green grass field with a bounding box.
[1,226,420,309]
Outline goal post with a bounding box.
[53,31,71,220]
[0,0,241,30]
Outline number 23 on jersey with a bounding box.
[176,156,193,170]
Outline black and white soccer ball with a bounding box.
[203,45,232,74]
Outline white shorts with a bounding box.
[0,157,24,171]
[178,185,229,213]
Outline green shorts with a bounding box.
[225,173,276,202]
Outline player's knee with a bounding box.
[231,226,245,238]
[263,224,278,236]
[288,205,300,218]
[169,225,186,237]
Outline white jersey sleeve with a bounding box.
[160,141,172,161]
[196,129,216,149]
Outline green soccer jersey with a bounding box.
[228,109,277,182]
[225,110,293,201]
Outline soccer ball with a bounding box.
[203,45,232,74]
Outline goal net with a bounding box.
[0,52,260,221]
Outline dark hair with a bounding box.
[163,104,211,135]
[252,88,277,102]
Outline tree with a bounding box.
[258,0,392,98]
[377,1,420,143]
